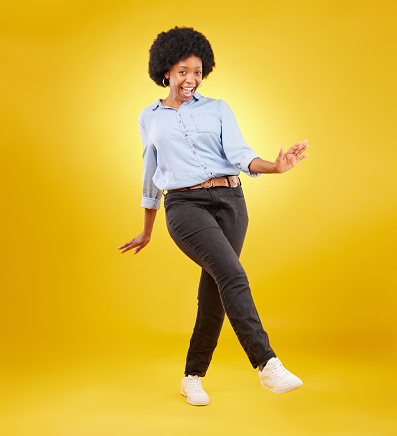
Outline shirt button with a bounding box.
[179,120,181,123]
[193,151,196,154]
[204,167,207,169]
[185,134,188,136]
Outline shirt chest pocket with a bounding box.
[191,114,221,136]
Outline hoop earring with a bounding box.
[163,77,169,87]
[199,81,203,88]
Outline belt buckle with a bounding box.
[200,178,213,188]
[230,176,238,188]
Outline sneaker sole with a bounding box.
[180,388,210,406]
[261,380,303,394]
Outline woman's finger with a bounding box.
[134,240,149,254]
[297,140,308,154]
[120,245,134,254]
[118,239,135,249]
[294,144,307,156]
[289,140,308,155]
[292,143,308,156]
[301,144,309,153]
[297,144,309,156]
[285,143,301,155]
[298,153,308,161]
[277,147,284,160]
[117,243,128,249]
[118,239,139,252]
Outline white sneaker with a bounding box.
[259,357,303,394]
[181,375,210,406]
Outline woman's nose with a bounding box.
[184,73,195,83]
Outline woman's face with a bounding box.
[165,55,203,104]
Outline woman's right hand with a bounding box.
[117,232,151,255]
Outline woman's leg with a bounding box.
[184,185,256,376]
[165,187,276,372]
[184,270,225,376]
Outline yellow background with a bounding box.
[1,0,396,434]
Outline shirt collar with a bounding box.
[151,92,202,110]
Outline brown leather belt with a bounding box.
[167,175,240,193]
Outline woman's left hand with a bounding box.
[273,139,309,173]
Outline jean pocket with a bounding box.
[164,191,186,205]
[231,185,245,197]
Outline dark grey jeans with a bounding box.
[164,184,276,377]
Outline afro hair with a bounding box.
[149,27,215,87]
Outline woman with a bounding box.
[118,27,308,406]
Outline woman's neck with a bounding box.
[161,96,183,109]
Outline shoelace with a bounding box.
[268,359,289,377]
[187,376,203,392]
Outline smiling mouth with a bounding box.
[180,87,195,97]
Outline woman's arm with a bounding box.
[118,208,157,254]
[249,139,309,174]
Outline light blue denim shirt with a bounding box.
[138,92,261,210]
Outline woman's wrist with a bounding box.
[249,158,277,174]
[143,208,157,236]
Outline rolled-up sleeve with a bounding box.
[139,119,163,210]
[219,100,261,177]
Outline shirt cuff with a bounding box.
[141,196,161,210]
[240,153,262,178]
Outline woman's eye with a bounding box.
[196,71,202,75]
[179,71,186,74]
